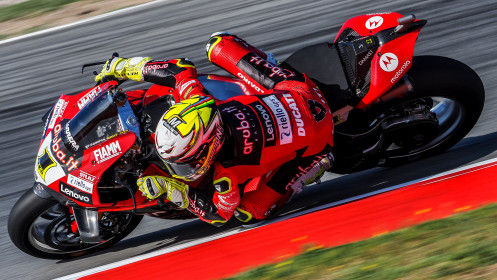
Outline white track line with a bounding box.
[55,157,497,280]
[0,0,167,46]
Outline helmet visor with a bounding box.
[164,160,206,182]
[163,141,213,181]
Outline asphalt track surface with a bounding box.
[0,0,496,279]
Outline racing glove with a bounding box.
[137,176,189,209]
[95,56,152,83]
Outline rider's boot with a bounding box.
[234,153,333,225]
[234,182,291,224]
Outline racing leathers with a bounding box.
[116,33,335,226]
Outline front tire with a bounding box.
[8,189,143,259]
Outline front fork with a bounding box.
[72,207,103,243]
[33,182,103,243]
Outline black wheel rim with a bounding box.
[27,203,133,255]
[384,96,465,159]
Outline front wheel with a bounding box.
[381,55,485,164]
[8,189,143,259]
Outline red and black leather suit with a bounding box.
[140,34,334,226]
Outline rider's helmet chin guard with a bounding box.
[155,96,224,182]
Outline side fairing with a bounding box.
[334,13,403,41]
[334,13,424,109]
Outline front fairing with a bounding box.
[34,82,141,207]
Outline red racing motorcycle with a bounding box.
[8,13,484,259]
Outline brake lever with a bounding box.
[81,61,107,74]
[81,52,120,74]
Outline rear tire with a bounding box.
[8,189,143,259]
[382,55,485,164]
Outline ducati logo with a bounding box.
[379,53,399,72]
[366,16,384,30]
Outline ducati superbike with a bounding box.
[8,13,484,259]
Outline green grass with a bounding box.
[227,203,497,279]
[0,0,82,22]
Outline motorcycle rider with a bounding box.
[95,32,334,226]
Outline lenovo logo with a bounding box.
[60,182,92,204]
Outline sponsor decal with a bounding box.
[312,86,328,106]
[84,138,106,149]
[77,86,101,109]
[93,140,122,164]
[59,182,92,204]
[358,49,374,66]
[252,102,276,147]
[233,109,255,155]
[215,192,239,212]
[52,124,80,171]
[379,52,399,72]
[143,62,168,74]
[390,60,411,83]
[163,115,185,136]
[36,148,57,181]
[283,94,306,136]
[308,100,327,122]
[366,12,393,16]
[197,123,224,176]
[106,130,129,140]
[249,55,296,79]
[220,103,263,165]
[262,95,292,145]
[285,155,326,190]
[79,170,96,183]
[64,123,79,151]
[189,199,206,217]
[67,174,93,193]
[126,115,138,127]
[48,99,67,129]
[236,72,265,93]
[42,112,50,137]
[366,16,384,30]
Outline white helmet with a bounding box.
[155,96,224,181]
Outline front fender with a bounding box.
[33,182,52,199]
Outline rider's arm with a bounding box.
[187,163,241,226]
[95,57,208,100]
[138,163,241,227]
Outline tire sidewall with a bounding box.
[8,188,143,259]
[383,55,485,163]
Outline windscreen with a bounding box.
[62,92,122,152]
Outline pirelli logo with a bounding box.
[262,95,292,145]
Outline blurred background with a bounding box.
[0,0,496,279]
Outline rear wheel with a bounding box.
[381,55,485,164]
[8,189,143,259]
